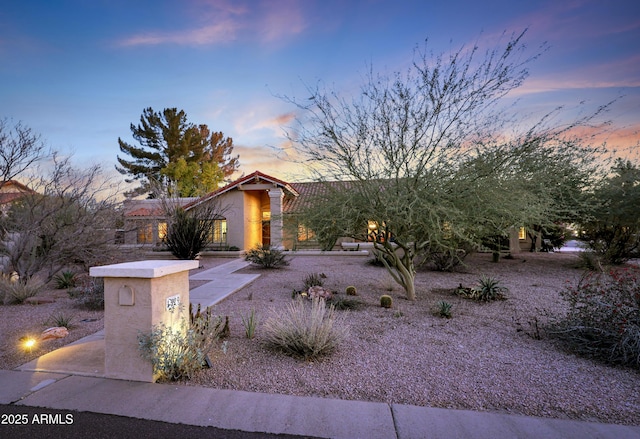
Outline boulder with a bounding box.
[40,326,69,341]
[307,285,333,300]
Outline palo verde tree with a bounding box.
[580,159,640,264]
[286,30,607,301]
[117,107,239,197]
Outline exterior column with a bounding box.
[508,227,521,254]
[268,188,284,248]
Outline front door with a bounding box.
[262,220,271,246]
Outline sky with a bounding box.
[1,0,639,186]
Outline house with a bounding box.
[0,180,37,215]
[122,170,543,253]
[123,171,307,250]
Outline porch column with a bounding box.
[508,227,521,254]
[268,188,284,248]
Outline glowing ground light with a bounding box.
[23,337,36,352]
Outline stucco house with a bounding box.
[122,170,540,254]
[123,171,310,251]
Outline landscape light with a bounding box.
[23,337,37,352]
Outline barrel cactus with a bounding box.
[380,295,393,308]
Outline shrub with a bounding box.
[163,207,210,260]
[345,286,357,296]
[0,277,42,304]
[380,294,393,308]
[329,296,362,311]
[473,275,508,301]
[245,244,289,269]
[53,271,77,289]
[456,275,508,302]
[138,306,223,381]
[303,272,324,289]
[548,268,640,369]
[72,278,104,310]
[262,297,349,359]
[434,300,453,318]
[48,312,75,329]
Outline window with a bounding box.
[297,224,315,242]
[206,219,227,244]
[158,222,167,241]
[519,227,527,240]
[137,222,153,244]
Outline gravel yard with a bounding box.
[1,251,638,426]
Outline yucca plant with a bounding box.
[471,275,508,301]
[434,300,453,318]
[54,271,77,289]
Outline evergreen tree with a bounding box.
[117,107,239,197]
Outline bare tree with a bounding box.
[0,118,49,186]
[0,154,123,282]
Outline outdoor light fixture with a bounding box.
[22,337,37,352]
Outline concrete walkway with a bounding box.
[189,258,260,309]
[5,259,640,438]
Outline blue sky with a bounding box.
[1,0,639,184]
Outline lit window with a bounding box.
[158,222,167,240]
[297,224,315,242]
[137,223,153,244]
[519,227,527,240]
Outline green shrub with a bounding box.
[456,275,508,302]
[138,306,223,381]
[380,294,393,308]
[245,244,289,269]
[329,296,362,311]
[163,207,211,260]
[53,271,77,289]
[262,297,349,359]
[473,275,508,301]
[303,272,324,289]
[345,286,357,296]
[0,277,42,304]
[548,267,640,369]
[434,300,453,318]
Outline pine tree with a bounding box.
[117,107,239,197]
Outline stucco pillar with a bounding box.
[268,188,284,248]
[90,260,199,382]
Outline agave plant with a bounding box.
[471,275,508,301]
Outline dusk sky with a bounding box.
[2,0,639,184]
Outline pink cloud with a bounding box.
[117,0,308,47]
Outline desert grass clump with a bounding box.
[0,277,42,304]
[48,312,75,329]
[380,294,393,308]
[303,272,324,289]
[262,297,349,360]
[329,296,362,311]
[245,244,289,269]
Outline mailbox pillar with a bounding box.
[90,260,199,382]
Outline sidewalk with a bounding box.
[4,259,640,438]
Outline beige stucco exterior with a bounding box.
[91,260,198,382]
